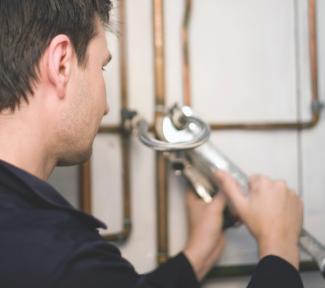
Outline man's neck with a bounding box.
[0,111,55,181]
[0,153,55,181]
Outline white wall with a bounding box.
[49,0,325,286]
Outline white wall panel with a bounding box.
[301,0,325,252]
[48,166,79,208]
[190,0,298,122]
[127,0,155,122]
[91,135,123,233]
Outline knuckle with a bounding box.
[249,175,259,182]
[249,175,264,187]
[260,176,271,185]
[274,180,287,190]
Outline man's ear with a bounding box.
[46,35,75,99]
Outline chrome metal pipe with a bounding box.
[184,142,325,277]
[186,145,325,277]
[300,229,325,277]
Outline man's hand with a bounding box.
[216,171,303,269]
[184,191,225,280]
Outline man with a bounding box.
[0,1,304,287]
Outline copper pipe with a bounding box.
[153,0,167,109]
[209,120,318,131]
[153,0,170,264]
[99,124,156,134]
[119,0,129,110]
[98,125,122,134]
[80,0,132,243]
[309,0,321,120]
[156,153,169,263]
[182,0,192,106]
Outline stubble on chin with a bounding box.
[56,145,93,167]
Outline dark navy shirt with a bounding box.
[0,160,303,288]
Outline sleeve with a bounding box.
[51,240,200,288]
[247,255,304,288]
[143,253,200,288]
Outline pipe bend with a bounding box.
[137,116,210,152]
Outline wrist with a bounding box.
[183,246,206,281]
[258,237,300,270]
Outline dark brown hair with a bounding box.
[0,0,113,111]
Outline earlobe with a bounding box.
[47,35,74,99]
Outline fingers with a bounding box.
[250,175,291,193]
[211,191,226,211]
[186,188,226,212]
[249,175,273,192]
[186,189,201,206]
[215,170,248,216]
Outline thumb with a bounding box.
[215,170,248,217]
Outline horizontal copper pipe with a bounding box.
[99,117,319,134]
[98,125,122,134]
[98,124,155,134]
[209,117,320,131]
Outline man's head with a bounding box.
[0,0,113,169]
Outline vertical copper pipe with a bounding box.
[156,153,169,263]
[310,0,318,101]
[153,0,169,264]
[153,0,167,109]
[182,0,192,106]
[119,0,129,110]
[309,0,321,122]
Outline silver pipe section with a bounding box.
[300,229,325,277]
[184,143,325,277]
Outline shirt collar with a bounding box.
[0,159,107,229]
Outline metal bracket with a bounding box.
[311,100,324,114]
[121,108,140,135]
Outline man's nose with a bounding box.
[104,104,110,116]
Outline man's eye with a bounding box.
[102,66,107,71]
